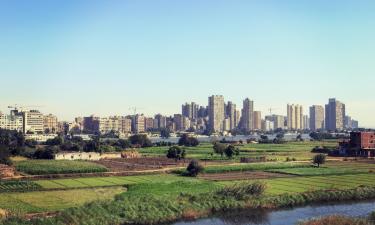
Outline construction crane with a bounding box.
[8,104,44,112]
[128,107,144,115]
[268,108,279,115]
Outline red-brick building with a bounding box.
[340,132,375,157]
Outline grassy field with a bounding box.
[0,181,42,193]
[15,160,109,175]
[139,141,337,161]
[0,187,124,214]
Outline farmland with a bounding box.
[139,141,337,161]
[15,160,109,175]
[3,140,375,225]
[0,187,124,214]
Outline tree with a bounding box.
[160,128,171,139]
[33,146,59,159]
[166,146,186,160]
[186,160,203,177]
[178,134,199,147]
[313,154,326,167]
[115,139,131,149]
[0,145,12,165]
[45,136,63,146]
[129,135,153,148]
[213,142,227,158]
[224,145,240,159]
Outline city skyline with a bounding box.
[1,1,374,127]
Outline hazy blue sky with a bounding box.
[0,0,374,127]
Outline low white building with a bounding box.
[55,152,101,161]
[25,134,58,143]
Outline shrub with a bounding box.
[313,154,326,167]
[178,134,199,147]
[185,160,203,177]
[167,146,186,160]
[216,181,266,200]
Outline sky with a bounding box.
[0,0,374,127]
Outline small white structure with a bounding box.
[25,134,58,143]
[55,152,101,161]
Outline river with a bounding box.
[172,200,375,225]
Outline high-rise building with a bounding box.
[265,115,284,129]
[132,114,145,133]
[253,111,262,130]
[208,95,225,132]
[144,117,154,131]
[325,98,346,131]
[303,115,309,130]
[226,101,237,130]
[0,111,23,132]
[154,114,167,129]
[287,104,303,130]
[174,114,184,131]
[309,105,325,131]
[23,110,44,134]
[182,102,199,119]
[241,98,254,131]
[261,119,274,131]
[43,114,58,133]
[83,115,100,133]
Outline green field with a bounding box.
[0,187,124,214]
[139,141,337,161]
[0,181,42,193]
[15,160,109,175]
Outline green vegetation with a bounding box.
[198,162,309,174]
[185,160,204,177]
[0,181,42,193]
[313,153,327,167]
[139,141,337,161]
[166,146,186,160]
[298,215,372,225]
[15,160,109,175]
[0,187,124,215]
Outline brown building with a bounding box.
[340,132,375,157]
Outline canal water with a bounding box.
[173,200,375,225]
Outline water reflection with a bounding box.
[217,209,270,225]
[173,200,375,225]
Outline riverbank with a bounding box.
[3,182,375,225]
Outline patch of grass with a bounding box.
[200,162,310,174]
[0,187,125,214]
[0,181,42,193]
[268,167,368,176]
[15,160,109,175]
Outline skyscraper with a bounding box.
[182,102,199,119]
[265,115,284,130]
[309,105,324,131]
[253,111,262,130]
[303,115,309,130]
[241,98,254,132]
[287,104,303,130]
[208,95,225,132]
[325,98,346,131]
[226,101,237,130]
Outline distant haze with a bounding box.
[0,1,374,127]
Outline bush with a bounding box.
[298,215,371,225]
[224,145,240,159]
[216,181,266,200]
[185,160,203,177]
[129,135,153,148]
[178,134,199,147]
[166,146,186,160]
[313,154,326,167]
